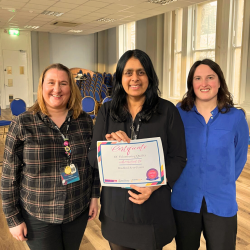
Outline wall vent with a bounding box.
[51,21,81,27]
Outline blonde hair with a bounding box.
[29,63,82,119]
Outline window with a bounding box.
[229,0,244,104]
[192,1,217,63]
[119,22,136,59]
[171,8,183,98]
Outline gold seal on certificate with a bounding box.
[97,137,167,188]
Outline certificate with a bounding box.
[97,137,166,187]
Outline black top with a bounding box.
[88,97,187,225]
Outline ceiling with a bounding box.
[0,0,205,35]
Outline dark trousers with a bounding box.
[22,207,89,250]
[173,198,237,250]
[109,242,162,250]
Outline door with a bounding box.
[3,50,29,108]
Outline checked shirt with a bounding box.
[1,110,100,228]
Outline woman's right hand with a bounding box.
[105,131,130,143]
[9,222,28,241]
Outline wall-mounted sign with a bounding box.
[9,29,19,36]
[7,66,12,74]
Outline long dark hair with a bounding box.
[110,49,160,122]
[181,59,234,113]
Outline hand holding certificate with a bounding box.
[97,137,167,187]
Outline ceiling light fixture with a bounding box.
[68,30,83,33]
[41,10,64,17]
[148,0,177,5]
[97,18,115,22]
[24,25,40,29]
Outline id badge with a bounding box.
[60,163,80,185]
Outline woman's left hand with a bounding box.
[88,198,98,221]
[128,185,161,205]
[105,130,130,143]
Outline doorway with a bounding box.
[2,49,29,108]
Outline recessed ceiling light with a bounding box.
[24,25,40,29]
[148,0,177,5]
[68,30,83,33]
[97,18,115,22]
[41,10,64,17]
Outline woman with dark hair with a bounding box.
[88,49,187,250]
[171,59,249,250]
[1,63,100,250]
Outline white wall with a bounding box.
[31,31,39,101]
[49,33,96,71]
[0,29,33,108]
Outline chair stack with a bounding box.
[75,71,114,120]
[94,73,104,104]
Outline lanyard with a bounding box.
[55,117,71,165]
[130,117,142,140]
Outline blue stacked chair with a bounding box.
[10,98,26,118]
[102,96,112,104]
[81,97,97,119]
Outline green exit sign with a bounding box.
[9,29,20,36]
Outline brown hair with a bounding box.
[29,63,82,119]
[180,59,234,113]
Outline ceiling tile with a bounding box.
[5,0,29,2]
[60,0,89,4]
[0,11,15,17]
[14,12,37,17]
[94,8,117,14]
[31,16,55,22]
[0,1,26,8]
[46,7,72,13]
[133,2,159,9]
[105,13,131,19]
[91,0,116,2]
[76,5,100,12]
[105,4,131,11]
[83,1,111,8]
[35,14,58,19]
[28,0,58,5]
[56,13,83,19]
[66,10,89,15]
[120,6,149,13]
[84,12,103,17]
[74,16,97,22]
[51,2,80,9]
[24,21,48,25]
[37,25,58,30]
[19,8,43,14]
[23,3,52,10]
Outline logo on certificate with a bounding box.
[146,168,159,180]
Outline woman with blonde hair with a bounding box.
[1,63,100,250]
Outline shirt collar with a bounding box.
[192,105,219,116]
[39,109,73,122]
